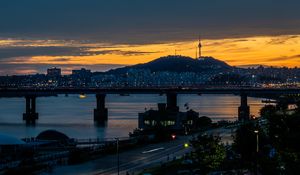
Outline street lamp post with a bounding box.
[116,138,120,175]
[254,130,259,175]
[254,130,259,153]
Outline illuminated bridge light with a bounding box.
[79,94,86,99]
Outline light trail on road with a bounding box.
[95,143,190,175]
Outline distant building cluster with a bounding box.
[1,64,300,88]
[91,69,211,87]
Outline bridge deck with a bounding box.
[1,87,300,97]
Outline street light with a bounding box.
[115,138,120,175]
[254,130,259,153]
[254,130,259,175]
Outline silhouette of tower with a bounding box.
[198,36,202,58]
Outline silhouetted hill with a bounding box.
[107,55,232,74]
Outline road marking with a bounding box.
[95,144,184,174]
[142,147,164,154]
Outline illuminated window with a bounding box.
[152,120,157,126]
[144,120,150,125]
[187,120,193,125]
[160,120,175,126]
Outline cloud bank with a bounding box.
[0,0,299,43]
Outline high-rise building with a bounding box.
[47,67,61,77]
[72,68,91,77]
[71,68,92,86]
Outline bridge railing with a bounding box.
[74,137,133,144]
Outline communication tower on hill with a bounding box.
[198,36,202,58]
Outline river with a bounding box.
[0,94,265,139]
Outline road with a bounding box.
[48,136,193,175]
[46,127,234,175]
[99,142,192,175]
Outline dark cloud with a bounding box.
[267,54,300,61]
[88,50,158,56]
[0,46,156,61]
[0,47,81,60]
[51,58,71,62]
[205,39,251,47]
[223,47,251,53]
[0,0,299,44]
[267,35,299,45]
[101,50,158,56]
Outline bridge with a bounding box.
[1,87,299,124]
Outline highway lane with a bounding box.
[94,126,235,175]
[119,146,192,175]
[49,135,193,175]
[98,142,192,175]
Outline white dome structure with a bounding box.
[0,133,25,145]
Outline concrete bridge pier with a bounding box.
[166,93,179,112]
[94,94,108,122]
[238,93,250,121]
[23,96,39,124]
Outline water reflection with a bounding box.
[0,94,264,139]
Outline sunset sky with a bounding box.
[0,0,299,75]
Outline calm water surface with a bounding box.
[0,94,265,139]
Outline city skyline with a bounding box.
[0,0,300,75]
[1,1,300,174]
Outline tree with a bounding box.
[259,100,300,174]
[196,116,212,129]
[260,105,277,120]
[190,134,226,173]
[232,123,258,162]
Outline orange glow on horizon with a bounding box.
[2,35,300,74]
